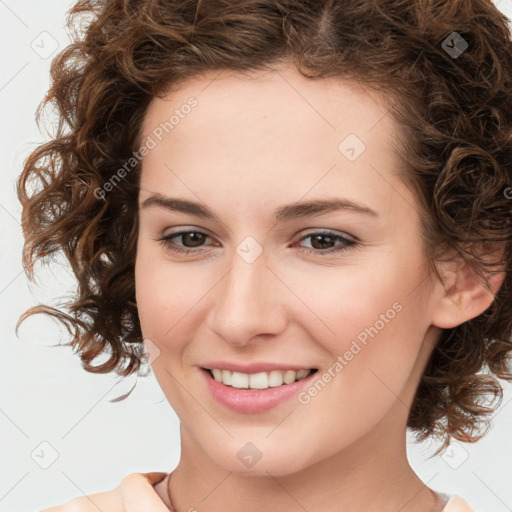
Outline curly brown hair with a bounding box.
[16,0,512,454]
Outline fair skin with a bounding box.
[134,63,501,512]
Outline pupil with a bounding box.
[312,234,333,250]
[184,232,204,247]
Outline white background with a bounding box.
[1,1,512,511]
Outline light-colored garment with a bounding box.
[435,491,478,512]
[39,472,478,511]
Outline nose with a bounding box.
[205,246,287,346]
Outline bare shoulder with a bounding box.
[39,472,168,512]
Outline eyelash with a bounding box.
[156,229,358,257]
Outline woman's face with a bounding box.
[135,64,444,476]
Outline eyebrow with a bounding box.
[140,193,379,221]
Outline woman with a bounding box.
[18,0,512,510]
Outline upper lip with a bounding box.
[201,361,318,374]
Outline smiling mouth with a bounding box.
[203,367,319,390]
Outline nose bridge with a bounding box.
[207,244,285,344]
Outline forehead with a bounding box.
[138,65,410,222]
[141,65,393,146]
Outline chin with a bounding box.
[204,439,313,477]
[226,459,306,478]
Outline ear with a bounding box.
[430,244,506,330]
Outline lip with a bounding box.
[201,367,318,413]
[201,361,317,374]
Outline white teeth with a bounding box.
[209,368,313,389]
[221,369,232,385]
[249,372,268,389]
[231,371,249,389]
[268,370,285,387]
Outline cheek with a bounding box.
[294,254,429,387]
[134,250,204,403]
[135,244,175,339]
[134,246,210,349]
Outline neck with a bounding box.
[160,409,439,512]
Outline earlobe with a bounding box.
[430,257,506,330]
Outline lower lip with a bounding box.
[201,368,317,413]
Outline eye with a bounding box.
[293,230,358,256]
[156,229,358,257]
[157,230,214,255]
